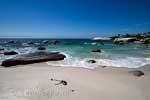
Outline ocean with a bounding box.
[0,39,150,69]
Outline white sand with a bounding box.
[0,63,150,100]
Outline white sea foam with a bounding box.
[47,52,150,69]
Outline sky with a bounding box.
[0,0,150,38]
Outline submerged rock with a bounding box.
[7,40,15,44]
[129,70,144,77]
[87,60,96,63]
[28,42,34,45]
[42,40,49,44]
[0,48,4,51]
[38,47,46,50]
[91,49,101,53]
[143,38,150,44]
[49,40,60,45]
[1,51,66,67]
[4,51,18,55]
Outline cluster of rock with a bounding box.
[86,49,101,64]
[42,40,60,45]
[26,40,60,46]
[2,40,60,47]
[1,51,66,67]
[111,32,150,44]
[0,39,63,67]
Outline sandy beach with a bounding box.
[0,63,149,100]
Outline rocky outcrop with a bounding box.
[129,70,144,77]
[114,38,137,44]
[4,51,18,55]
[143,38,150,44]
[111,32,150,44]
[1,52,66,67]
[91,49,101,53]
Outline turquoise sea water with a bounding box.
[0,39,150,68]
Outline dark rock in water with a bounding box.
[0,48,4,51]
[1,51,66,67]
[129,70,144,77]
[38,47,46,50]
[42,40,49,44]
[49,40,60,45]
[4,51,18,55]
[143,38,150,44]
[28,42,34,45]
[91,49,101,53]
[87,60,96,63]
[7,40,15,44]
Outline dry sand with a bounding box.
[0,63,150,100]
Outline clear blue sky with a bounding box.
[0,0,150,38]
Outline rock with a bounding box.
[91,49,101,53]
[0,48,4,51]
[143,38,150,44]
[114,38,137,44]
[7,40,15,44]
[1,51,66,67]
[42,40,49,44]
[28,42,34,45]
[87,60,96,63]
[129,70,144,77]
[134,41,142,44]
[49,40,60,45]
[38,47,46,50]
[4,51,18,55]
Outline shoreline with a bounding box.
[0,62,150,100]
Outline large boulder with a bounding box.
[4,51,18,55]
[91,49,101,53]
[1,52,66,67]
